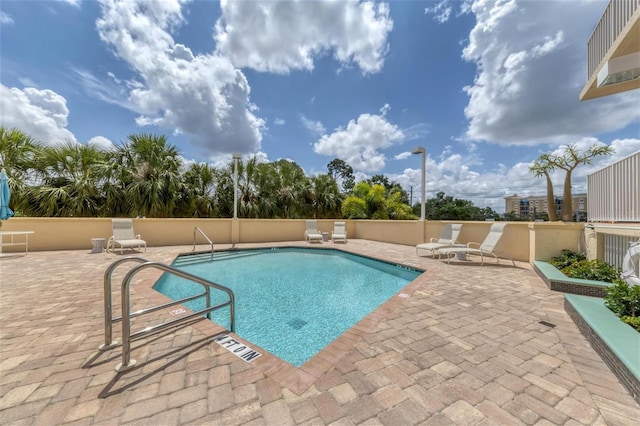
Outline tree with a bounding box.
[341,181,414,220]
[366,174,410,204]
[28,141,107,217]
[261,159,309,218]
[533,144,614,221]
[177,162,217,217]
[423,191,496,221]
[529,153,558,221]
[0,127,43,214]
[307,174,342,218]
[108,133,181,217]
[327,158,354,193]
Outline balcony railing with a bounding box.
[586,0,639,79]
[587,151,640,222]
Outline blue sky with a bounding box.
[1,0,639,212]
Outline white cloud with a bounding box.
[73,68,131,109]
[0,11,14,25]
[390,138,640,212]
[0,84,77,145]
[460,0,640,146]
[87,135,115,151]
[313,110,404,173]
[214,0,393,74]
[394,152,411,160]
[63,0,82,7]
[274,118,285,126]
[96,0,264,155]
[18,77,37,87]
[425,0,452,23]
[300,115,325,136]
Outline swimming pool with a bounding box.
[153,247,422,367]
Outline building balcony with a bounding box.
[580,0,640,101]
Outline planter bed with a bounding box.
[564,294,640,405]
[533,260,610,297]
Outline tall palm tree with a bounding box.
[28,141,107,217]
[108,134,181,217]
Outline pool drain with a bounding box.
[288,318,308,329]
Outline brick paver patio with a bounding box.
[1,240,638,425]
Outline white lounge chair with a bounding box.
[416,223,462,257]
[331,221,347,243]
[304,220,323,243]
[107,219,147,254]
[437,222,514,266]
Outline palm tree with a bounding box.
[258,159,309,218]
[214,156,268,218]
[308,174,341,218]
[108,134,181,217]
[177,162,217,217]
[28,141,107,217]
[530,154,558,221]
[343,182,388,219]
[0,126,43,214]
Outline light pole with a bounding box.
[411,146,426,221]
[232,153,241,219]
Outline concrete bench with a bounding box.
[533,260,610,297]
[565,294,640,405]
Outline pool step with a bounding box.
[173,251,264,266]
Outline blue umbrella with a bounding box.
[0,169,14,228]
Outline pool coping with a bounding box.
[138,245,429,395]
[532,260,610,297]
[564,294,640,405]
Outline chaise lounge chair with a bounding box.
[437,222,514,266]
[416,223,462,257]
[331,221,347,243]
[107,218,147,254]
[304,220,323,243]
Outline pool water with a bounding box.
[153,247,421,367]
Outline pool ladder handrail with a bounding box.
[193,226,214,259]
[100,257,235,373]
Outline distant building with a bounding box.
[504,194,587,221]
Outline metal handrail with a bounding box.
[100,257,235,372]
[100,256,148,350]
[193,226,214,258]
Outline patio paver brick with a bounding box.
[1,240,638,425]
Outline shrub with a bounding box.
[622,316,640,332]
[605,279,640,323]
[561,259,621,283]
[549,249,586,270]
[551,250,639,332]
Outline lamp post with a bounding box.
[411,146,426,221]
[232,153,241,219]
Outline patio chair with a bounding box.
[331,221,347,243]
[107,219,147,254]
[416,223,462,257]
[437,222,515,266]
[304,220,323,243]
